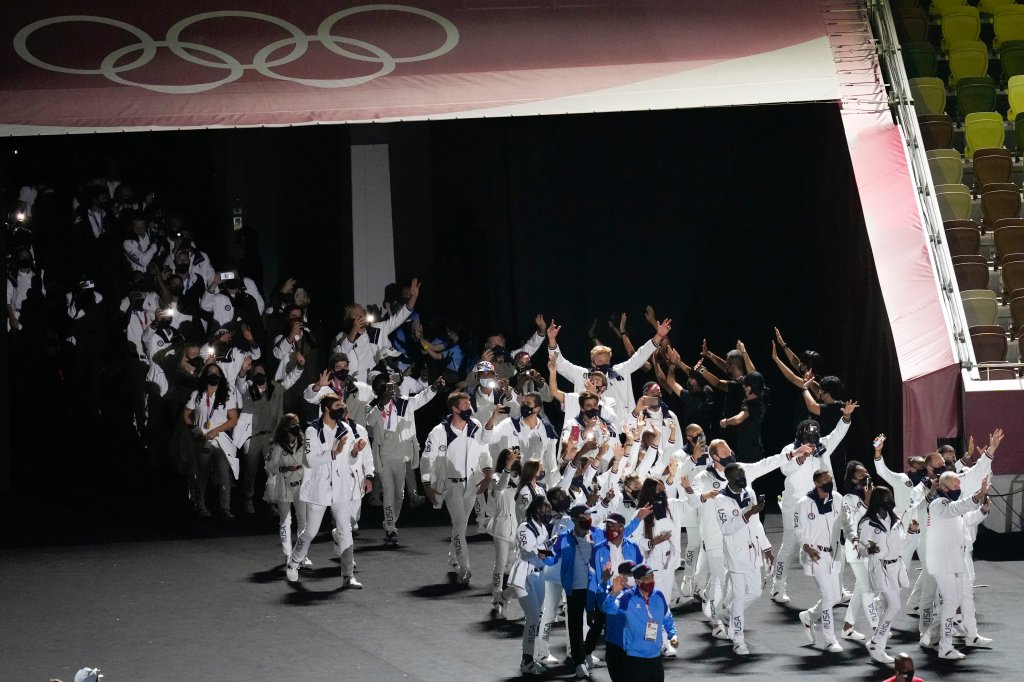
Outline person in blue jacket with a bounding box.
[603,563,678,682]
[602,560,637,682]
[550,505,650,680]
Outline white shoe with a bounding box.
[538,654,560,666]
[938,647,966,660]
[919,634,936,649]
[680,575,694,598]
[841,627,865,641]
[285,562,299,582]
[574,662,591,679]
[733,641,749,655]
[771,590,790,604]
[824,641,843,653]
[662,643,678,657]
[701,598,712,618]
[952,617,968,637]
[458,568,472,585]
[331,528,342,557]
[966,635,993,647]
[867,642,894,664]
[586,653,602,668]
[840,589,853,604]
[711,623,732,640]
[300,557,313,568]
[494,603,506,620]
[799,610,817,645]
[343,576,363,589]
[520,660,546,675]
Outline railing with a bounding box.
[867,0,979,372]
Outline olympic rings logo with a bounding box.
[12,5,459,94]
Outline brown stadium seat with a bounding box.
[946,226,982,255]
[980,187,1022,229]
[952,254,988,265]
[972,148,1013,195]
[994,225,1024,266]
[1010,296,1024,335]
[1003,261,1024,300]
[979,367,1019,379]
[920,114,955,150]
[970,331,1008,361]
[956,261,991,290]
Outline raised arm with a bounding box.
[547,321,588,385]
[701,339,728,374]
[693,358,724,391]
[513,315,547,357]
[613,318,671,376]
[547,355,566,406]
[771,340,806,388]
[870,433,904,489]
[774,327,802,371]
[736,340,756,373]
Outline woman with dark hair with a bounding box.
[839,461,878,640]
[631,476,679,649]
[857,486,920,664]
[719,371,767,463]
[514,459,547,523]
[264,413,310,563]
[182,362,240,519]
[507,494,555,675]
[487,447,522,619]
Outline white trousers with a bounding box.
[934,572,977,652]
[917,557,939,637]
[491,538,516,603]
[289,498,354,576]
[276,495,307,557]
[870,579,902,650]
[445,483,475,572]
[844,560,879,630]
[704,547,728,626]
[771,507,797,591]
[520,574,547,657]
[379,456,407,532]
[728,570,762,646]
[681,524,701,582]
[539,580,567,658]
[806,567,842,644]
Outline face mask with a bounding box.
[252,374,267,386]
[943,488,962,502]
[458,408,473,422]
[819,481,834,494]
[520,405,534,417]
[654,491,669,519]
[583,409,599,419]
[730,477,747,491]
[577,516,593,531]
[638,578,655,594]
[803,429,821,446]
[174,263,189,274]
[329,408,346,422]
[605,528,622,542]
[571,475,584,489]
[480,378,497,390]
[332,369,349,383]
[594,363,612,373]
[551,495,570,513]
[205,374,220,387]
[187,357,203,369]
[908,470,927,485]
[717,456,736,467]
[130,298,144,310]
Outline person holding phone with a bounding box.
[713,462,775,655]
[507,495,556,675]
[488,392,559,478]
[839,461,879,641]
[794,469,845,653]
[602,564,677,681]
[487,448,523,619]
[331,278,420,382]
[548,358,619,435]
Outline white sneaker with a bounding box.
[343,576,363,589]
[520,660,546,675]
[771,590,790,604]
[680,575,694,598]
[574,662,591,679]
[952,617,968,637]
[841,627,865,641]
[495,603,506,620]
[539,654,560,666]
[966,635,993,647]
[919,634,936,649]
[824,641,843,653]
[331,528,342,557]
[840,589,853,604]
[459,568,472,585]
[733,641,749,655]
[867,642,894,664]
[938,647,966,660]
[799,610,817,645]
[586,653,602,668]
[662,643,678,657]
[711,623,732,640]
[285,562,299,582]
[300,557,313,568]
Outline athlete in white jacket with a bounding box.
[795,469,845,652]
[284,393,366,588]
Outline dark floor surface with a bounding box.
[2,496,1020,682]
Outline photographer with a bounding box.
[200,269,265,344]
[332,278,420,382]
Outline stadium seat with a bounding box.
[1011,296,1024,334]
[962,296,999,326]
[956,261,992,289]
[971,147,1012,193]
[1003,260,1024,300]
[911,77,948,115]
[999,40,1024,85]
[961,288,997,300]
[931,0,968,18]
[937,183,973,221]
[971,331,1009,362]
[948,42,991,87]
[1008,76,1024,121]
[993,5,1024,50]
[941,7,981,54]
[981,0,1017,16]
[995,225,1024,265]
[979,367,1018,379]
[981,186,1022,228]
[964,112,1006,158]
[928,149,964,184]
[946,225,982,255]
[895,8,930,43]
[903,42,939,79]
[920,113,956,150]
[956,76,998,120]
[953,254,989,266]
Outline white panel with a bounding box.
[350,144,396,308]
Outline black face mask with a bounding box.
[941,488,962,502]
[654,491,669,519]
[718,456,736,467]
[188,357,203,369]
[908,470,928,485]
[174,263,189,274]
[520,405,535,417]
[550,495,570,513]
[205,374,220,387]
[329,408,346,422]
[583,408,599,419]
[130,298,144,310]
[819,481,834,494]
[17,259,33,271]
[252,374,267,386]
[332,369,349,383]
[287,426,302,438]
[730,477,747,490]
[458,408,473,422]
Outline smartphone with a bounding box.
[80,280,95,290]
[218,271,236,281]
[618,433,628,445]
[497,405,511,414]
[873,435,886,449]
[757,494,766,507]
[570,425,581,441]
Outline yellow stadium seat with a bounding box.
[949,41,990,86]
[993,6,1024,50]
[928,148,964,185]
[931,0,967,17]
[941,6,982,53]
[962,297,999,327]
[936,183,973,221]
[1008,75,1024,121]
[964,112,1006,158]
[980,0,1016,16]
[910,76,948,114]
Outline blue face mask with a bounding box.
[536,470,546,482]
[718,456,736,467]
[908,470,928,485]
[943,488,961,502]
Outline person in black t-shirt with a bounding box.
[720,372,767,463]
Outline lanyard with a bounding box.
[382,401,393,429]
